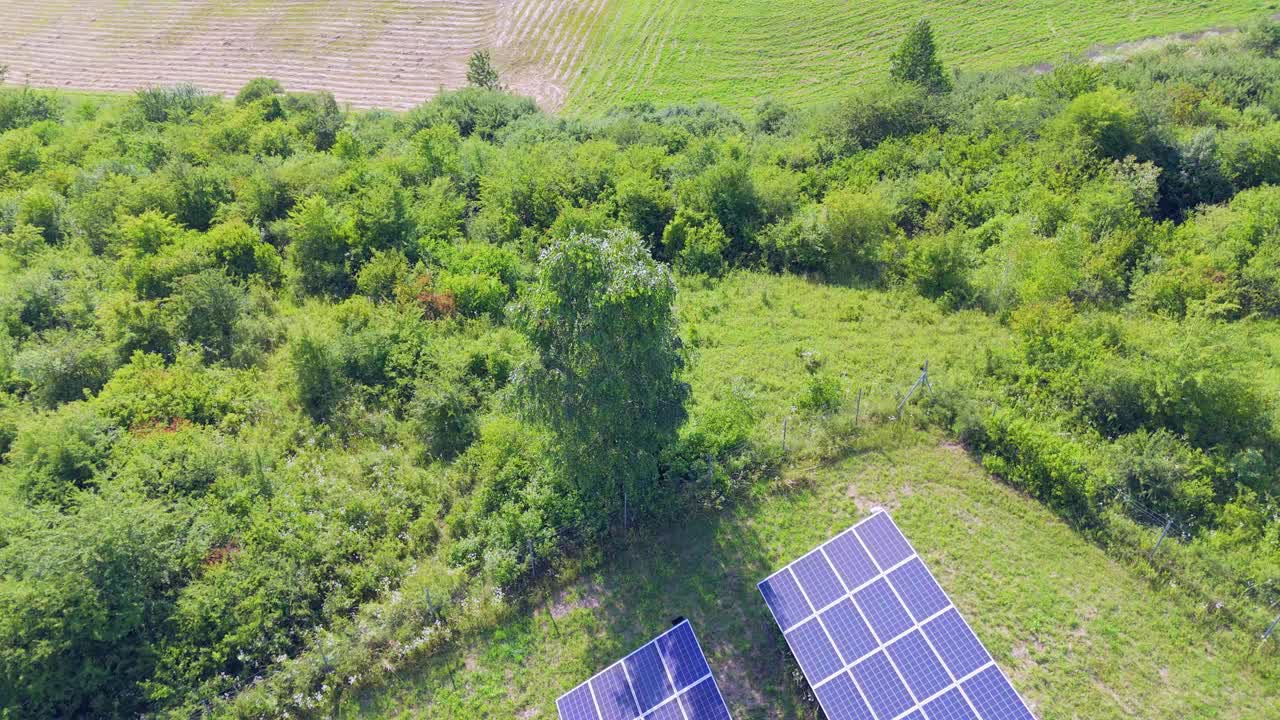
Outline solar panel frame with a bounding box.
[757,510,1035,720]
[556,619,733,720]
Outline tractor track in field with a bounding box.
[0,0,609,111]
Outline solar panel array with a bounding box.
[758,511,1034,720]
[557,619,732,720]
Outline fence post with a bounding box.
[781,417,789,453]
[1149,518,1172,561]
[855,388,862,425]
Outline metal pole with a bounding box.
[781,417,788,452]
[1264,612,1280,641]
[855,388,862,425]
[1149,518,1172,560]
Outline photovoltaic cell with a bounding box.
[922,609,991,680]
[853,512,913,570]
[556,620,732,720]
[851,652,915,720]
[757,511,1035,720]
[591,663,638,720]
[786,617,844,681]
[885,631,950,701]
[961,665,1035,720]
[824,530,880,589]
[645,703,684,720]
[924,688,980,720]
[624,644,673,712]
[759,569,812,632]
[679,677,732,720]
[813,672,875,720]
[793,549,847,608]
[853,578,914,642]
[888,558,950,622]
[655,622,711,690]
[557,684,597,720]
[819,600,879,664]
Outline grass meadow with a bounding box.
[343,274,1278,719]
[565,0,1278,112]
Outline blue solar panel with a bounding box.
[922,609,991,679]
[925,687,980,720]
[624,644,673,712]
[819,599,879,664]
[679,677,732,720]
[854,578,914,642]
[813,672,875,720]
[591,663,638,720]
[556,620,733,720]
[759,569,812,631]
[786,617,844,681]
[853,512,913,570]
[851,651,915,720]
[645,701,683,720]
[824,530,880,589]
[757,510,1033,720]
[885,631,950,700]
[888,558,950,622]
[792,549,846,608]
[961,665,1034,720]
[655,621,711,690]
[557,683,597,720]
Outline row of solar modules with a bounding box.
[758,511,1034,720]
[556,620,731,720]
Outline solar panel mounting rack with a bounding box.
[556,619,732,720]
[758,510,1035,720]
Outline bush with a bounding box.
[409,370,479,460]
[0,86,61,132]
[404,88,539,141]
[166,270,247,363]
[290,332,346,422]
[0,126,42,174]
[14,330,115,408]
[235,77,284,106]
[7,402,116,504]
[133,84,211,123]
[823,188,901,282]
[0,491,184,716]
[286,195,353,298]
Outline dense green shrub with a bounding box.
[0,491,184,716]
[7,402,116,504]
[13,329,115,407]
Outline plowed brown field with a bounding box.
[1,0,608,110]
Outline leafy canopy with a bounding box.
[513,230,688,532]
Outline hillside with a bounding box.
[1,1,1276,111]
[2,14,1280,720]
[348,274,1279,719]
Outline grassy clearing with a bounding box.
[344,273,1276,719]
[565,0,1277,112]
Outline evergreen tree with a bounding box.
[889,19,951,93]
[466,49,503,90]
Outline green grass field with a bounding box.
[565,0,1278,112]
[343,274,1277,719]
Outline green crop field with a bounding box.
[565,0,1278,112]
[343,275,1278,719]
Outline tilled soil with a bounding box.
[1,0,608,110]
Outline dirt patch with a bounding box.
[549,582,602,620]
[0,0,608,111]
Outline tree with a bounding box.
[466,50,502,91]
[889,19,951,94]
[513,230,688,532]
